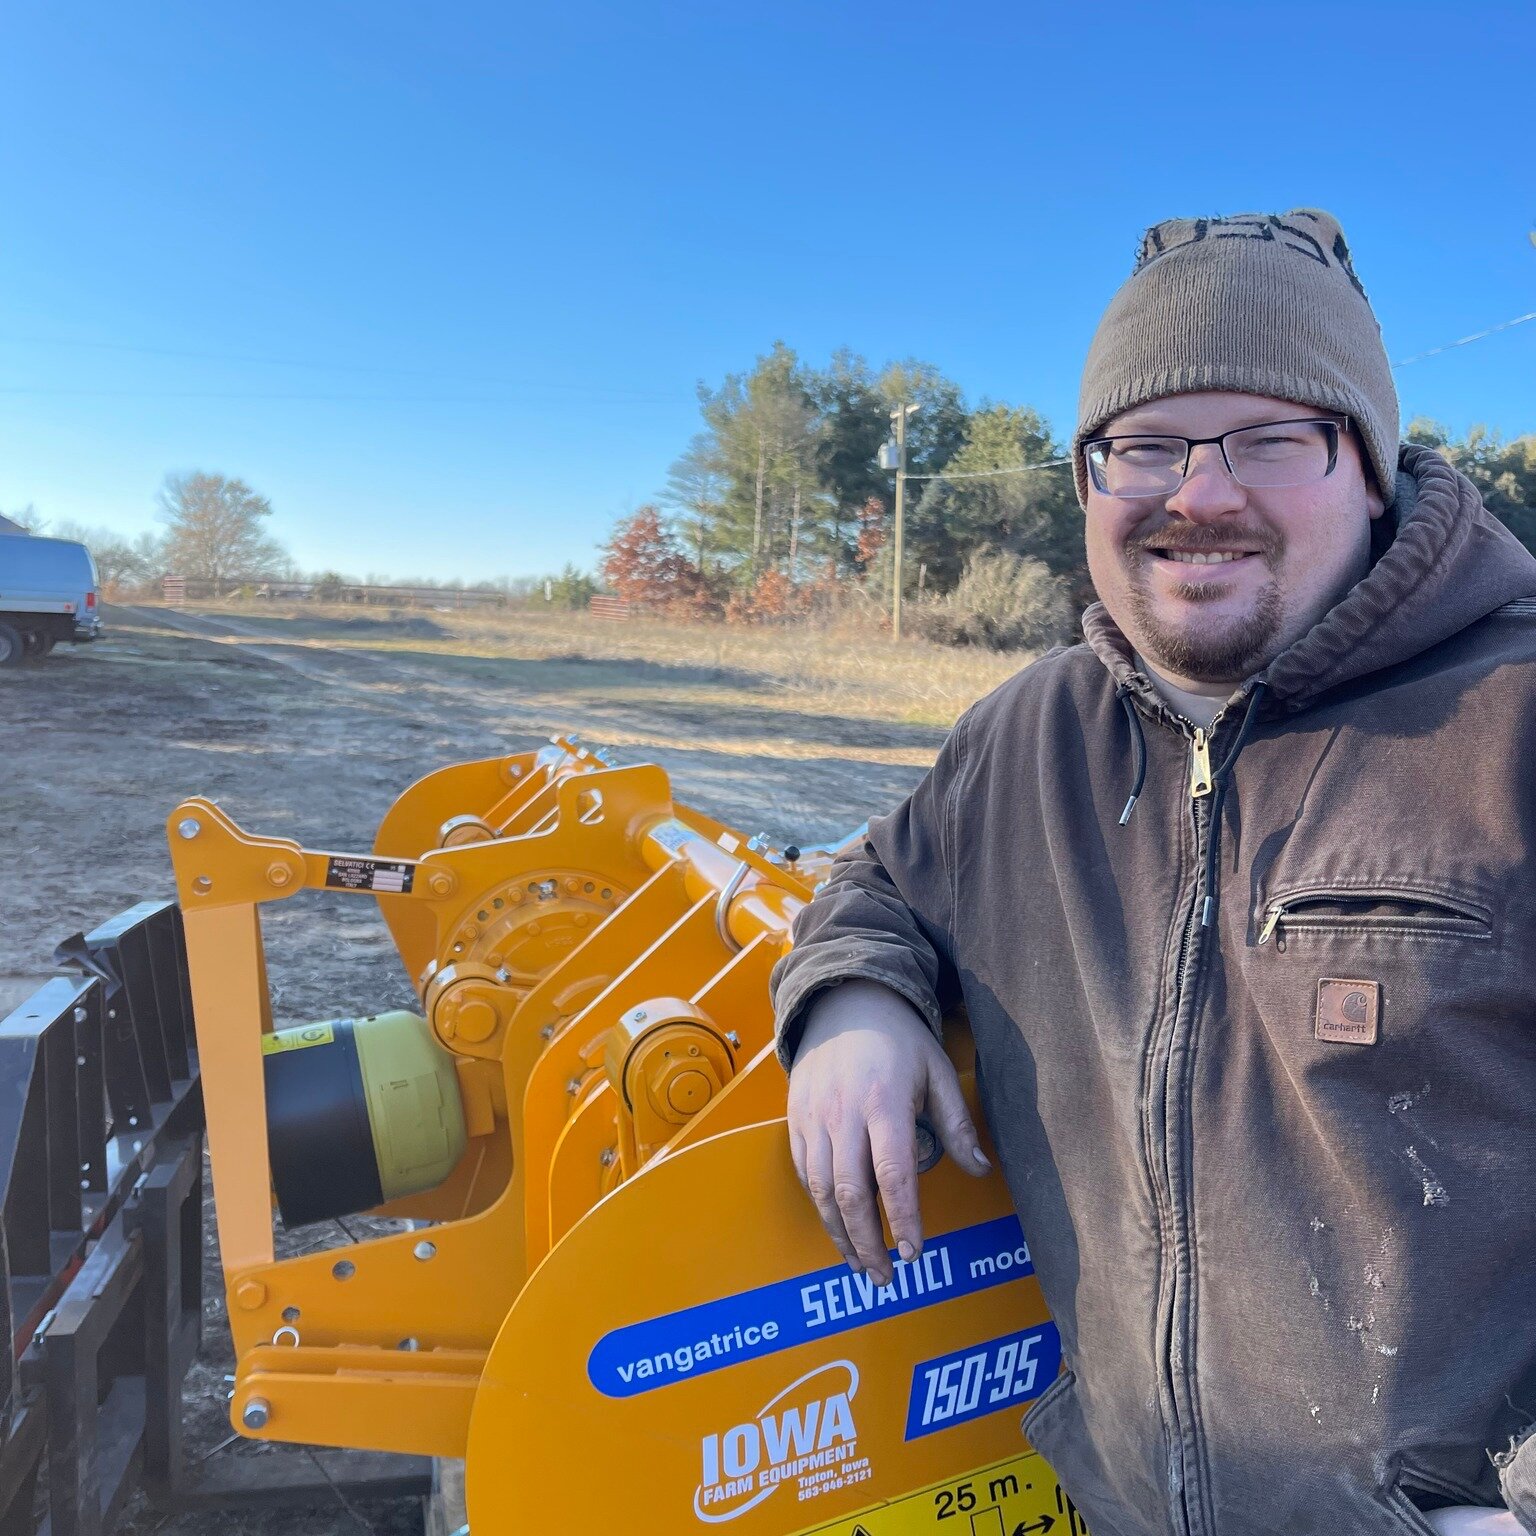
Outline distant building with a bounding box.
[0,513,30,535]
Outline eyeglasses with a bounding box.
[1083,418,1345,498]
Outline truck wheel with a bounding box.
[22,631,55,658]
[0,624,24,667]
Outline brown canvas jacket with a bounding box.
[772,445,1536,1536]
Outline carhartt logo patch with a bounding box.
[1316,979,1380,1044]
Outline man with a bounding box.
[772,210,1536,1536]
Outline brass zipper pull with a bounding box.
[1190,728,1213,799]
[1257,904,1282,945]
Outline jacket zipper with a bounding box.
[1150,717,1224,1536]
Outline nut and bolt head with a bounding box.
[725,1031,741,1049]
[266,863,292,888]
[427,871,455,897]
[600,1147,616,1167]
[632,1009,648,1024]
[455,1000,497,1043]
[177,817,202,840]
[235,1281,267,1311]
[242,1398,271,1430]
[413,1240,437,1262]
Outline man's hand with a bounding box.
[787,979,991,1286]
[1425,1508,1523,1534]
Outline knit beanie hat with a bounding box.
[1073,209,1399,506]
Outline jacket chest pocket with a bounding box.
[1243,881,1515,1067]
[1256,885,1493,949]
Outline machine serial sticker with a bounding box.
[324,856,415,894]
[260,1023,335,1055]
[790,1451,1090,1535]
[651,818,695,854]
[904,1324,1061,1440]
[588,1216,1032,1398]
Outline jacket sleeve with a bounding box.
[769,710,970,1070]
[1501,1429,1536,1534]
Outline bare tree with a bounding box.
[158,472,288,591]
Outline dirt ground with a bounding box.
[0,604,949,1534]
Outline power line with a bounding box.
[0,331,686,403]
[905,457,1071,482]
[1391,310,1536,368]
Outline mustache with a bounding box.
[1124,524,1283,559]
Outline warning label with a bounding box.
[324,856,415,894]
[790,1453,1089,1535]
[261,1023,335,1055]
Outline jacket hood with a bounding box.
[1083,442,1536,714]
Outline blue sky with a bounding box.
[3,1,1533,582]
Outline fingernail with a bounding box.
[898,1240,916,1262]
[972,1148,991,1168]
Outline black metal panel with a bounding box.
[41,1204,147,1536]
[3,901,429,1532]
[135,1142,202,1500]
[0,978,99,1374]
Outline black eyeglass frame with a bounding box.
[1082,416,1347,497]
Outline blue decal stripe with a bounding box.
[587,1215,1032,1398]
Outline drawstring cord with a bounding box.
[1200,681,1268,927]
[1117,689,1148,825]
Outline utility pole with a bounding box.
[882,402,920,641]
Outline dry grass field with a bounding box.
[185,597,1030,728]
[0,600,1040,1534]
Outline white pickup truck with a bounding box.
[0,534,102,665]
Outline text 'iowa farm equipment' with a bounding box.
[4,738,1089,1534]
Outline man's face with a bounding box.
[1083,390,1386,692]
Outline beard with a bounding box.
[1120,524,1286,684]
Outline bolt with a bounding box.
[281,1306,301,1323]
[539,1024,555,1041]
[192,876,212,895]
[73,1007,87,1025]
[242,1398,271,1430]
[496,968,512,985]
[428,871,454,898]
[566,1077,583,1097]
[600,1147,616,1168]
[456,1000,497,1043]
[632,1010,648,1024]
[177,818,202,840]
[726,1031,741,1049]
[398,1337,420,1352]
[266,862,291,888]
[332,1259,355,1281]
[413,1240,437,1262]
[235,1281,267,1311]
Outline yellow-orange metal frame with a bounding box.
[168,739,1070,1533]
